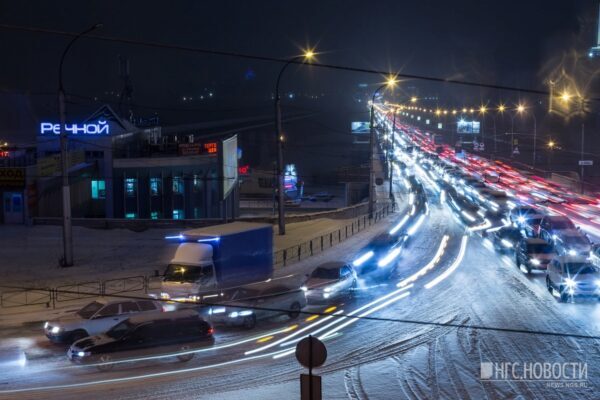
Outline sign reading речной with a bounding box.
[39,121,110,136]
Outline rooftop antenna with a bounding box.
[118,55,134,119]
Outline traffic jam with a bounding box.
[25,187,426,376]
[375,104,600,304]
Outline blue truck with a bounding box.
[157,222,273,303]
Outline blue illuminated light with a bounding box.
[164,234,184,240]
[197,237,220,243]
[40,120,110,136]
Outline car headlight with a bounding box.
[565,278,577,288]
[595,280,600,288]
[530,258,540,266]
[160,292,170,300]
[44,322,49,329]
[567,249,577,256]
[77,351,91,357]
[209,307,226,315]
[324,287,333,293]
[501,239,514,248]
[517,216,526,224]
[228,310,252,318]
[300,286,308,292]
[51,326,61,334]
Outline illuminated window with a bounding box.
[150,178,161,196]
[125,212,137,219]
[150,211,160,220]
[173,176,184,194]
[91,180,106,199]
[193,174,203,192]
[173,209,184,220]
[125,178,137,197]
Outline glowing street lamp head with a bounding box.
[516,104,525,113]
[548,140,555,149]
[462,108,467,113]
[498,104,506,113]
[303,49,316,61]
[385,76,398,88]
[560,91,572,103]
[479,106,487,114]
[410,96,417,103]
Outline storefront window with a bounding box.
[91,180,106,199]
[125,178,137,197]
[173,176,184,194]
[173,209,184,220]
[150,178,161,196]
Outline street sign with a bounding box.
[296,336,327,369]
[513,146,520,155]
[296,336,326,400]
[579,160,593,166]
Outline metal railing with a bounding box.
[274,204,393,268]
[1,205,394,309]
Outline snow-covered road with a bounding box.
[2,181,600,399]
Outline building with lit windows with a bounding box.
[35,105,239,222]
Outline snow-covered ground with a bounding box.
[2,177,599,399]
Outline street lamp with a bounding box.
[514,104,537,167]
[58,23,102,267]
[547,140,556,173]
[274,48,315,235]
[388,108,397,205]
[478,106,487,154]
[368,76,397,218]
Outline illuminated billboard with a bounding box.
[351,121,370,134]
[457,119,480,134]
[221,135,238,199]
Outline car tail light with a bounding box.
[207,327,214,336]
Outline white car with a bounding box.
[545,256,600,302]
[44,298,163,343]
[304,262,357,304]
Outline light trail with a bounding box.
[244,310,345,355]
[272,291,412,360]
[397,235,450,287]
[425,235,468,289]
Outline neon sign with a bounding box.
[40,120,110,136]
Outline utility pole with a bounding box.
[389,110,396,204]
[580,123,585,194]
[368,78,396,219]
[274,50,314,235]
[57,23,102,267]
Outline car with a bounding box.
[491,226,523,253]
[304,262,358,304]
[591,244,600,268]
[538,215,576,240]
[480,190,511,214]
[515,238,556,274]
[545,256,600,302]
[509,206,544,227]
[207,284,306,329]
[551,230,592,257]
[44,298,163,344]
[68,309,214,370]
[353,233,407,275]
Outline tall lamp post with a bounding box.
[388,108,397,204]
[515,104,537,167]
[368,77,397,219]
[274,49,314,235]
[58,23,102,267]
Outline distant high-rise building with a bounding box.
[589,3,600,57]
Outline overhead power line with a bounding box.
[1,284,599,342]
[0,24,589,100]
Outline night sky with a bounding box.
[0,0,597,175]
